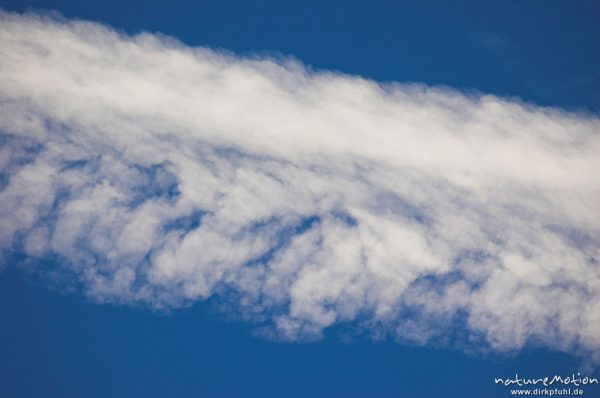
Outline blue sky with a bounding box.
[0,267,591,398]
[0,1,599,397]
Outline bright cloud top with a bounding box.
[1,12,599,360]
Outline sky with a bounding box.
[0,1,599,397]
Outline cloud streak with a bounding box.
[1,11,599,361]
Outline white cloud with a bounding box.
[1,11,599,361]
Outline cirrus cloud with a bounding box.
[1,11,599,361]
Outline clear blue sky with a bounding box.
[0,1,599,397]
